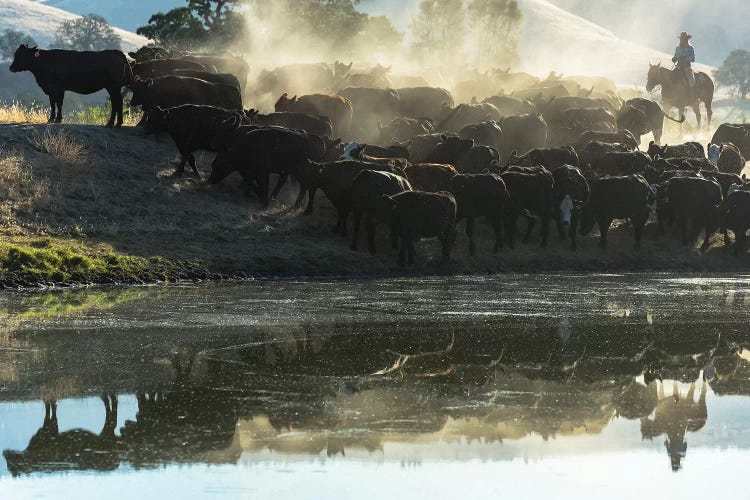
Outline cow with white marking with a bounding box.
[552,166,590,251]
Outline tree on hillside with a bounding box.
[52,14,122,51]
[467,0,521,70]
[137,0,247,50]
[0,29,38,61]
[715,50,750,99]
[410,0,465,66]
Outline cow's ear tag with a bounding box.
[34,50,40,58]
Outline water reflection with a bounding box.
[3,324,749,476]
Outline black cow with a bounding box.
[350,170,412,253]
[375,191,457,266]
[506,146,578,171]
[338,87,400,142]
[448,173,510,255]
[711,124,750,158]
[592,151,651,176]
[574,130,639,150]
[172,70,240,89]
[553,165,590,250]
[580,174,653,249]
[500,167,555,248]
[425,136,500,174]
[404,163,458,192]
[498,113,548,162]
[618,98,670,145]
[142,105,248,177]
[208,127,342,207]
[719,191,750,255]
[245,109,333,138]
[301,160,405,230]
[402,133,455,164]
[131,58,209,79]
[379,117,434,143]
[436,103,502,133]
[659,176,722,251]
[342,142,410,162]
[482,95,536,116]
[577,141,632,170]
[129,76,242,112]
[396,87,454,120]
[647,141,705,160]
[9,44,132,127]
[458,121,503,151]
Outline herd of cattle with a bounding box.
[8,44,750,265]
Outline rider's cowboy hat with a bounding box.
[678,32,692,39]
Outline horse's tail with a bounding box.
[698,72,715,105]
[662,109,685,124]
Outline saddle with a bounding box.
[672,68,704,100]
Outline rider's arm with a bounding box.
[688,46,695,63]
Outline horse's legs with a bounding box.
[705,101,713,128]
[693,103,701,130]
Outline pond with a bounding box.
[1,275,750,499]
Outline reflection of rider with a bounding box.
[672,32,696,89]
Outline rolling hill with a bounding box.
[34,0,184,32]
[1,0,149,51]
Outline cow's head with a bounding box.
[274,93,296,112]
[142,107,169,134]
[127,77,153,107]
[374,194,399,225]
[322,137,343,161]
[9,44,39,73]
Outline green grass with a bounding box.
[0,238,208,286]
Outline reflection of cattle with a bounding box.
[640,381,708,471]
[3,395,119,476]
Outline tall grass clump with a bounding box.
[28,127,89,165]
[0,102,48,124]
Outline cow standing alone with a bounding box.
[9,44,132,127]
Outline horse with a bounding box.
[646,62,714,130]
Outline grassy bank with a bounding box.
[0,120,748,289]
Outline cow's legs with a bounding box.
[54,92,64,123]
[304,187,318,215]
[569,211,579,251]
[366,213,377,254]
[350,210,362,251]
[270,173,288,199]
[522,216,536,244]
[465,217,475,256]
[633,214,647,250]
[47,94,57,123]
[104,88,116,127]
[693,103,702,129]
[493,216,504,252]
[406,237,416,264]
[540,215,550,248]
[598,217,613,249]
[398,235,407,266]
